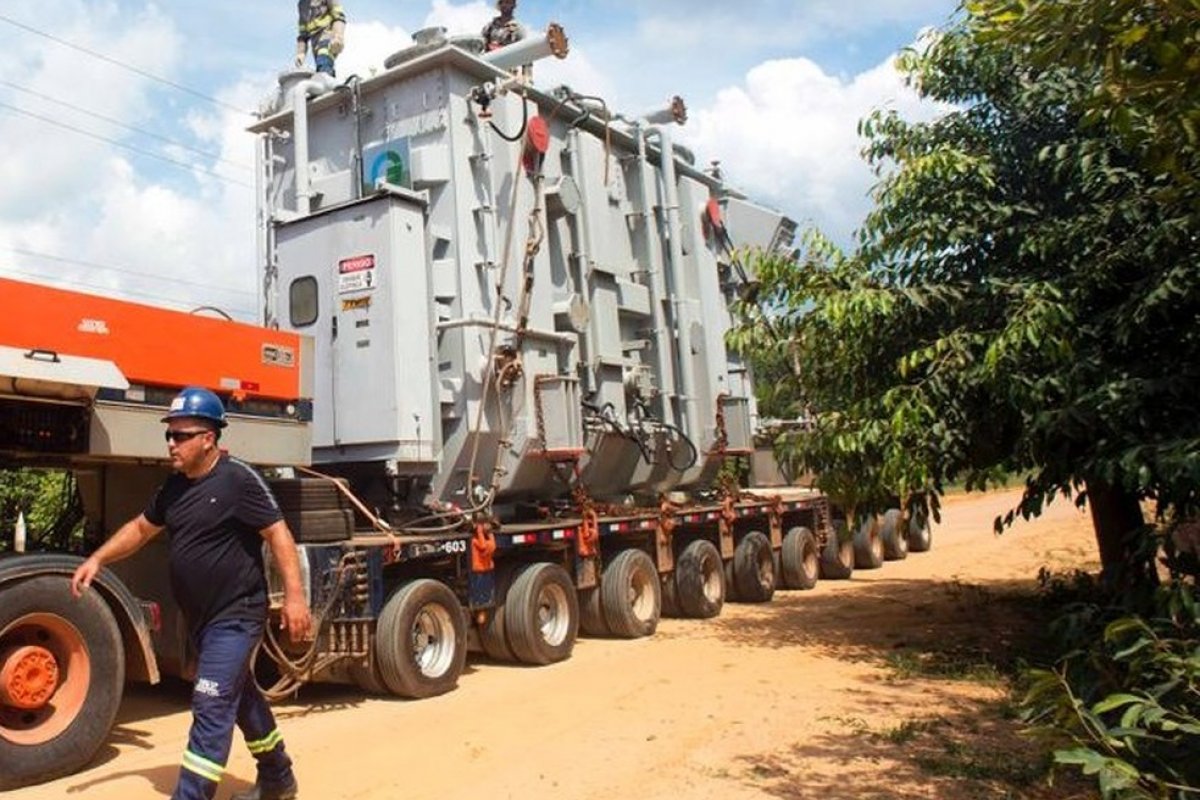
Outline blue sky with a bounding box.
[0,0,958,321]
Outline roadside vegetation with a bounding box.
[730,1,1199,796]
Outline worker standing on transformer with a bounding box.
[71,387,310,800]
[295,0,347,76]
[481,0,526,51]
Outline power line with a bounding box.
[0,79,252,172]
[0,100,254,189]
[0,265,255,319]
[0,12,251,117]
[1,246,256,299]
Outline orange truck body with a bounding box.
[0,276,303,401]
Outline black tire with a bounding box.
[723,557,741,601]
[907,509,933,553]
[880,509,909,561]
[349,648,389,695]
[733,531,775,603]
[375,580,466,699]
[601,549,660,638]
[269,478,352,511]
[283,509,354,543]
[578,586,609,636]
[660,573,681,618]
[819,520,854,580]
[505,563,578,665]
[0,575,125,790]
[675,539,724,618]
[853,516,885,569]
[478,564,515,662]
[779,526,819,590]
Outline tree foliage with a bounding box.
[731,0,1200,574]
[0,469,83,553]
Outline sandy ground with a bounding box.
[17,488,1100,800]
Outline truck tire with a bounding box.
[880,509,909,561]
[505,563,578,665]
[779,526,819,590]
[723,558,741,602]
[578,587,609,637]
[660,572,681,618]
[907,509,933,553]
[349,649,388,695]
[0,575,125,790]
[283,509,354,543]
[375,580,466,699]
[733,531,775,603]
[269,478,352,512]
[819,520,854,580]
[601,549,660,638]
[479,564,515,662]
[853,516,884,569]
[675,539,724,619]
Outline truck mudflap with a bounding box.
[0,553,160,685]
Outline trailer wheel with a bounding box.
[505,563,578,665]
[853,516,885,570]
[0,575,124,791]
[349,649,388,695]
[907,509,933,553]
[660,573,681,618]
[780,526,819,590]
[880,509,909,560]
[601,549,660,638]
[733,531,775,603]
[819,520,854,580]
[723,559,741,602]
[375,580,466,699]
[675,539,724,618]
[578,587,609,637]
[479,565,515,662]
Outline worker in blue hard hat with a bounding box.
[295,0,347,77]
[72,386,310,800]
[482,0,526,51]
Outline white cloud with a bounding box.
[0,0,952,325]
[679,54,946,246]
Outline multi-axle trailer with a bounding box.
[0,23,930,790]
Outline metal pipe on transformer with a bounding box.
[481,23,569,72]
[290,73,338,216]
[643,123,700,456]
[633,121,676,421]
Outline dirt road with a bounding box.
[19,489,1099,800]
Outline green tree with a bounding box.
[732,1,1200,583]
[0,469,82,552]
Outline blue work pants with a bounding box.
[171,618,294,800]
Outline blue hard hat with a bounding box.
[161,386,228,428]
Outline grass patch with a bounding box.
[883,647,1004,684]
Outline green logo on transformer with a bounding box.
[362,138,411,191]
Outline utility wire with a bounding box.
[0,79,252,171]
[0,12,251,116]
[0,265,254,319]
[0,100,253,189]
[1,246,256,299]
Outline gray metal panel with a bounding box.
[0,344,128,401]
[89,403,312,465]
[276,193,438,466]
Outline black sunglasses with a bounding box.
[164,429,209,444]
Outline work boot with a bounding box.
[230,778,298,800]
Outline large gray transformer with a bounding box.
[250,28,795,513]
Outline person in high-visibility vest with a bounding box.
[296,0,347,76]
[481,0,526,51]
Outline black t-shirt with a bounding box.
[144,455,283,635]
